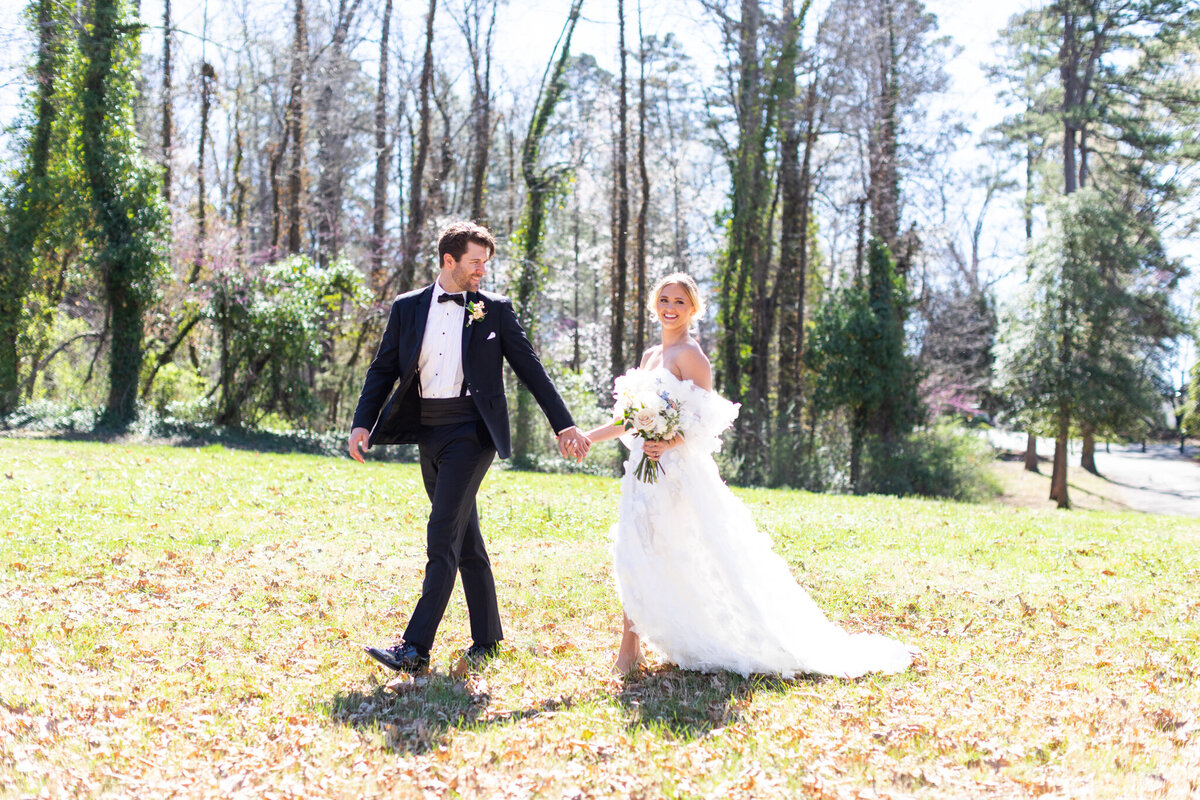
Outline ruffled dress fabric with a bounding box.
[611,368,914,679]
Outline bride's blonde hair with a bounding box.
[648,272,706,320]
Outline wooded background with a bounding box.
[1,0,1198,505]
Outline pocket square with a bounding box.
[486,331,496,340]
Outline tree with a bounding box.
[314,0,366,267]
[193,60,215,282]
[160,0,173,202]
[510,0,584,467]
[456,0,498,223]
[808,240,918,491]
[994,0,1200,504]
[370,0,394,286]
[819,0,950,273]
[397,0,437,293]
[0,0,62,415]
[79,0,169,427]
[711,0,775,483]
[771,0,816,484]
[633,2,649,359]
[997,190,1182,506]
[284,0,307,256]
[610,0,630,384]
[210,256,366,427]
[1184,357,1200,440]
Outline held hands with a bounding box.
[354,424,591,463]
[348,427,371,463]
[556,427,591,463]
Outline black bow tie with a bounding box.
[438,292,465,306]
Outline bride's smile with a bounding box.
[656,285,696,331]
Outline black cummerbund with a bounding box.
[420,396,481,426]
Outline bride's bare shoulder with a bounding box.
[639,345,662,368]
[674,341,712,391]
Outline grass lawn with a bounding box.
[1,438,1198,798]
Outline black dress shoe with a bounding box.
[464,641,501,663]
[365,642,429,674]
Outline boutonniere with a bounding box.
[466,299,486,326]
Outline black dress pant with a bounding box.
[402,419,502,650]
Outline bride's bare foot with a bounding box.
[611,648,644,676]
[612,615,644,676]
[609,613,646,676]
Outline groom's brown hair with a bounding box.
[438,221,496,263]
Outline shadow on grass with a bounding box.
[327,670,574,755]
[5,414,419,461]
[615,664,818,740]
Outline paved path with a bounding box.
[986,431,1200,517]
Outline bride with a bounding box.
[584,273,915,678]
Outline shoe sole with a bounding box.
[365,646,429,675]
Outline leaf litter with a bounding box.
[0,439,1198,798]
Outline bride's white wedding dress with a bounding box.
[611,368,915,678]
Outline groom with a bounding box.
[349,221,590,673]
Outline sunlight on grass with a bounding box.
[1,439,1198,798]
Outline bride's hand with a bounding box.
[642,435,680,461]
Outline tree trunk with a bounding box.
[634,6,648,360]
[232,99,247,262]
[1060,6,1078,196]
[662,65,686,267]
[853,195,867,283]
[314,0,364,267]
[718,0,768,407]
[269,136,287,254]
[611,0,630,382]
[398,0,437,293]
[1024,432,1039,472]
[161,0,172,202]
[0,0,58,414]
[850,408,867,494]
[464,0,496,223]
[1081,425,1098,475]
[81,0,162,428]
[722,0,781,484]
[192,61,214,283]
[1050,402,1070,508]
[571,197,581,371]
[1049,6,1084,505]
[511,0,583,466]
[142,55,210,396]
[285,0,307,255]
[796,84,816,359]
[1024,134,1035,241]
[370,0,393,286]
[773,0,807,482]
[867,1,900,255]
[429,90,454,217]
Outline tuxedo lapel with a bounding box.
[412,285,435,331]
[461,291,478,359]
[401,285,436,372]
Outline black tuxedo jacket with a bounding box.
[351,285,574,460]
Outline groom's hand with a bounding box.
[556,426,590,463]
[348,427,371,463]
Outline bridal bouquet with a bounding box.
[612,370,684,483]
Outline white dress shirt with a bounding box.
[418,280,469,398]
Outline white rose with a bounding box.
[633,409,657,432]
[637,391,664,415]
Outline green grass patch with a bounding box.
[1,439,1197,798]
